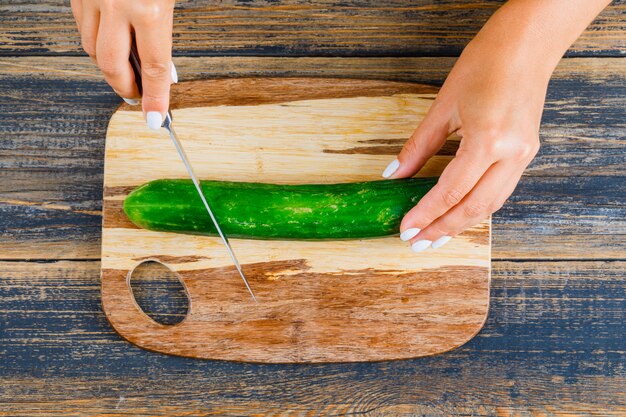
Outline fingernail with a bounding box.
[400,228,420,241]
[411,240,432,253]
[170,61,178,83]
[382,159,400,178]
[146,111,163,130]
[431,236,452,249]
[122,97,139,105]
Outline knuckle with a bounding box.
[481,124,504,141]
[441,188,463,207]
[81,38,96,57]
[481,138,503,158]
[141,91,170,106]
[412,208,436,227]
[136,10,159,26]
[411,210,434,227]
[472,127,505,157]
[142,62,170,80]
[114,85,136,98]
[511,139,540,162]
[420,215,436,226]
[98,57,123,77]
[402,137,421,158]
[100,0,123,12]
[133,1,171,24]
[413,199,437,225]
[462,200,488,218]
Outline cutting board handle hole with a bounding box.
[129,260,190,326]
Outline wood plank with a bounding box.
[1,1,624,57]
[1,57,624,260]
[1,260,624,414]
[0,169,102,260]
[494,175,626,259]
[1,57,624,176]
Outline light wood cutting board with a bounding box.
[101,78,491,363]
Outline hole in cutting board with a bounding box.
[129,261,189,325]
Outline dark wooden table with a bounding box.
[1,1,624,415]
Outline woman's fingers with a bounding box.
[399,141,495,240]
[132,2,175,129]
[79,1,99,61]
[96,15,139,102]
[70,0,83,30]
[398,125,538,251]
[382,104,450,179]
[71,0,177,114]
[409,162,524,251]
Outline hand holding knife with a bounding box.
[128,38,258,303]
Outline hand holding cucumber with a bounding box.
[382,0,610,252]
[71,0,610,252]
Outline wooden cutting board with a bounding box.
[101,78,491,363]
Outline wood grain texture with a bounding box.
[1,57,624,260]
[1,46,624,413]
[101,78,491,362]
[1,260,624,415]
[1,1,624,57]
[2,57,624,176]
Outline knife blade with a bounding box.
[128,40,258,303]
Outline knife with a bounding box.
[128,39,258,303]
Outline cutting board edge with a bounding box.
[100,77,492,363]
[114,76,439,112]
[100,268,492,364]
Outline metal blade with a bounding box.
[162,113,258,303]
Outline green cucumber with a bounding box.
[123,178,437,240]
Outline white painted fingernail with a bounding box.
[411,240,432,253]
[382,159,400,178]
[170,61,178,83]
[146,111,163,130]
[122,97,139,105]
[431,235,452,249]
[400,228,420,241]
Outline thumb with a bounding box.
[382,107,450,179]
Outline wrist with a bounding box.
[467,0,611,79]
[467,5,561,79]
